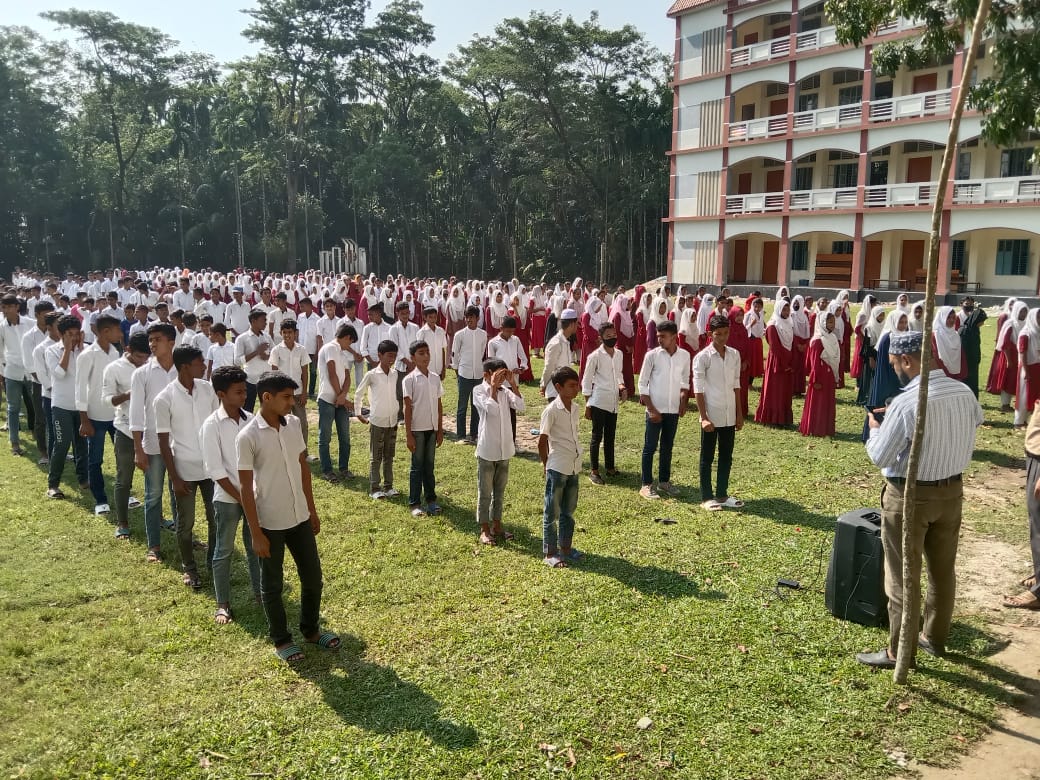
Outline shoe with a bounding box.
[306,454,319,463]
[320,471,340,483]
[918,635,944,658]
[94,503,111,516]
[639,485,659,500]
[463,437,476,446]
[658,482,680,497]
[589,473,605,485]
[37,457,49,467]
[338,469,355,480]
[426,502,442,515]
[128,496,142,509]
[855,649,914,669]
[11,447,23,457]
[384,487,400,498]
[46,487,65,499]
[369,491,386,500]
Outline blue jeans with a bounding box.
[408,429,437,506]
[6,377,33,447]
[47,406,87,490]
[543,469,579,555]
[212,500,262,605]
[86,419,114,504]
[317,399,350,473]
[456,376,481,440]
[143,453,180,550]
[641,413,679,486]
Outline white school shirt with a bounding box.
[45,341,81,410]
[33,337,56,397]
[201,405,252,504]
[337,315,366,365]
[487,334,527,372]
[75,341,120,421]
[21,327,47,382]
[417,324,447,376]
[172,289,194,313]
[192,331,211,355]
[389,320,420,372]
[581,345,624,414]
[638,346,691,415]
[541,331,572,399]
[692,345,742,428]
[267,306,290,336]
[402,369,442,432]
[128,357,177,455]
[128,321,151,339]
[360,320,393,363]
[174,327,196,348]
[102,356,136,438]
[223,300,251,334]
[236,413,309,531]
[296,311,319,354]
[154,378,219,482]
[539,396,583,475]
[234,329,274,384]
[207,342,235,372]
[317,341,353,404]
[315,314,340,351]
[270,342,311,388]
[473,380,525,461]
[450,327,488,381]
[0,316,32,381]
[354,366,399,428]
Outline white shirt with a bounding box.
[473,380,524,461]
[581,345,624,413]
[236,413,309,531]
[172,289,195,312]
[234,329,274,384]
[389,320,420,372]
[267,306,291,336]
[541,331,572,399]
[129,357,177,455]
[403,369,442,432]
[487,334,527,373]
[354,366,399,428]
[360,320,393,363]
[192,331,211,355]
[33,337,56,397]
[174,327,196,348]
[692,345,742,428]
[638,346,691,415]
[45,341,81,410]
[450,327,488,381]
[296,311,319,354]
[0,316,32,381]
[270,342,311,389]
[207,341,235,372]
[75,341,121,421]
[317,341,353,404]
[223,300,251,334]
[102,356,136,438]
[315,315,340,351]
[201,405,252,504]
[539,396,583,475]
[21,327,47,382]
[154,378,218,482]
[417,323,447,376]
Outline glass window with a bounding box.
[797,93,819,112]
[838,85,863,105]
[793,167,814,190]
[832,241,853,255]
[1001,148,1035,177]
[791,241,809,271]
[951,240,967,273]
[869,160,889,186]
[955,152,971,180]
[873,81,893,100]
[831,163,858,188]
[995,239,1029,276]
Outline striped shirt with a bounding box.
[866,369,983,480]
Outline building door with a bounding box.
[741,104,756,121]
[737,173,753,194]
[762,241,780,284]
[900,239,926,286]
[766,169,785,193]
[906,156,932,183]
[732,239,749,283]
[743,32,759,45]
[771,25,790,38]
[769,97,788,117]
[912,73,938,93]
[865,240,884,286]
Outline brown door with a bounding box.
[732,239,749,283]
[899,240,926,286]
[912,73,938,93]
[865,240,884,287]
[772,25,790,37]
[766,169,785,193]
[743,32,759,45]
[769,97,788,117]
[762,241,780,285]
[741,104,756,121]
[737,173,753,195]
[906,156,932,183]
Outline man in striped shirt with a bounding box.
[858,330,983,669]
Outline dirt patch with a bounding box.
[963,465,1025,514]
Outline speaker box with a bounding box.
[825,508,888,627]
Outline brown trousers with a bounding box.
[881,479,963,654]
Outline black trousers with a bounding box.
[259,520,323,647]
[700,425,735,501]
[589,405,617,472]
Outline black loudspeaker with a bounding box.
[825,508,888,627]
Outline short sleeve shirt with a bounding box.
[236,414,309,531]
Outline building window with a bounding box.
[793,167,814,190]
[832,241,854,255]
[799,74,820,90]
[1001,148,1035,177]
[791,241,809,271]
[838,85,863,105]
[996,239,1029,276]
[869,160,889,186]
[873,81,893,100]
[831,163,858,188]
[797,93,819,112]
[955,152,971,180]
[832,69,863,85]
[951,240,967,273]
[765,82,789,97]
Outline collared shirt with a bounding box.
[76,341,121,421]
[154,378,218,481]
[223,300,251,334]
[692,344,742,428]
[315,314,340,351]
[354,366,399,428]
[33,337,56,396]
[192,331,211,355]
[541,331,572,399]
[539,396,583,475]
[417,324,447,376]
[0,316,32,381]
[201,405,252,504]
[866,369,983,480]
[581,345,624,413]
[174,327,196,348]
[22,327,47,382]
[45,341,81,410]
[236,413,309,531]
[296,311,319,354]
[172,289,195,312]
[317,341,353,404]
[234,329,274,384]
[473,380,524,461]
[487,334,528,373]
[207,341,235,372]
[103,356,136,438]
[450,326,488,381]
[638,346,691,415]
[403,368,443,432]
[129,357,177,455]
[267,306,291,337]
[389,320,420,372]
[360,320,393,363]
[270,342,311,387]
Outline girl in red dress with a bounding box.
[986,297,1018,393]
[580,293,608,381]
[790,295,811,396]
[509,292,535,382]
[800,307,839,437]
[755,300,795,426]
[633,289,651,377]
[835,290,852,378]
[1017,308,1040,428]
[695,294,715,351]
[988,300,1028,411]
[609,291,636,396]
[529,285,548,357]
[727,304,752,418]
[850,294,878,380]
[743,297,766,385]
[486,289,508,341]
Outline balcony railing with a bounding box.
[792,104,862,133]
[794,26,838,53]
[789,188,858,210]
[869,88,952,122]
[730,36,791,68]
[727,114,789,141]
[865,183,937,207]
[875,17,923,36]
[952,176,1040,205]
[725,192,785,214]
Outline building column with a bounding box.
[667,16,682,282]
[716,71,733,286]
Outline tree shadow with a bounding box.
[738,497,839,533]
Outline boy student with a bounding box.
[22,300,55,462]
[314,297,340,357]
[235,309,273,413]
[270,319,311,444]
[206,323,234,379]
[637,320,690,500]
[45,315,88,499]
[539,366,583,568]
[75,314,122,515]
[33,311,62,465]
[581,322,626,485]
[129,304,151,339]
[486,315,528,441]
[201,365,262,624]
[338,298,366,388]
[389,301,420,420]
[360,303,393,370]
[693,314,744,511]
[194,314,213,355]
[0,294,34,456]
[472,358,525,545]
[417,305,448,380]
[450,305,488,444]
[103,332,150,540]
[238,370,339,663]
[295,297,319,398]
[354,340,400,499]
[541,308,578,399]
[316,323,357,482]
[223,286,250,337]
[403,340,444,517]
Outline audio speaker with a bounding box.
[825,508,888,627]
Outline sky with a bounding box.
[7,0,676,65]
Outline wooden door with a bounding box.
[762,241,780,285]
[912,73,938,94]
[741,104,756,121]
[737,173,753,194]
[771,25,790,38]
[769,97,788,117]
[732,239,749,283]
[906,156,932,183]
[743,32,759,45]
[865,241,884,286]
[766,169,785,193]
[900,240,926,286]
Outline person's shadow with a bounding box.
[738,497,840,533]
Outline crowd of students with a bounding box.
[0,266,1015,660]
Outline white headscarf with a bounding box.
[855,295,878,330]
[882,309,909,335]
[696,294,715,334]
[489,291,509,327]
[609,293,634,338]
[790,295,811,340]
[999,300,1030,350]
[585,292,608,330]
[1023,309,1040,365]
[895,293,911,315]
[650,297,670,327]
[743,304,765,338]
[769,300,794,350]
[812,305,841,379]
[865,305,886,347]
[932,306,963,370]
[908,301,926,333]
[679,305,700,342]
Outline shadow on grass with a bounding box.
[738,497,837,533]
[973,449,1026,469]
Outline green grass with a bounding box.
[0,313,1032,779]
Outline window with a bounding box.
[790,241,809,271]
[765,82,790,97]
[682,32,703,62]
[869,160,889,186]
[832,241,854,255]
[831,163,858,188]
[797,93,819,112]
[838,85,863,105]
[996,239,1029,276]
[801,16,822,31]
[956,151,971,180]
[873,81,893,100]
[903,141,942,153]
[1001,148,1035,177]
[793,167,814,190]
[829,150,857,161]
[951,240,967,273]
[832,69,863,85]
[769,13,789,24]
[799,74,821,90]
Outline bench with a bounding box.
[812,253,853,288]
[868,278,908,290]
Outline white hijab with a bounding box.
[696,294,715,334]
[743,305,765,338]
[1000,300,1030,350]
[679,305,700,342]
[609,293,634,338]
[585,292,608,330]
[855,295,878,330]
[769,301,794,350]
[932,306,963,370]
[1023,309,1040,365]
[812,305,841,379]
[650,297,670,327]
[865,305,887,347]
[790,295,811,340]
[908,302,926,333]
[882,310,909,335]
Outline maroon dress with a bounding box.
[799,340,836,437]
[986,326,1018,396]
[755,325,794,425]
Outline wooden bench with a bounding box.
[812,253,853,287]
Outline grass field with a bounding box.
[0,310,1031,779]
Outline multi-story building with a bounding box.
[665,0,1040,297]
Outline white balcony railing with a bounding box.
[865,183,937,207]
[874,17,923,36]
[725,192,785,214]
[870,88,952,122]
[730,36,791,68]
[952,176,1040,205]
[792,103,862,133]
[794,26,838,53]
[789,188,858,210]
[727,114,789,141]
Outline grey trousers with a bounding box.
[174,478,216,575]
[368,424,397,492]
[1028,456,1040,596]
[112,430,135,530]
[477,457,509,526]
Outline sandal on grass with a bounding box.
[426,503,442,515]
[114,527,130,541]
[214,607,233,625]
[543,555,567,569]
[479,532,497,546]
[274,643,304,663]
[701,500,722,511]
[410,506,427,517]
[1021,576,1037,589]
[161,518,176,533]
[307,631,341,650]
[560,548,583,562]
[1003,592,1040,610]
[183,572,203,590]
[492,526,514,541]
[145,549,162,563]
[719,496,744,509]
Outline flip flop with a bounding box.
[479,532,497,546]
[701,500,722,511]
[719,497,744,509]
[274,643,304,663]
[214,607,234,625]
[494,529,515,541]
[114,527,131,541]
[1002,593,1040,610]
[426,503,442,515]
[561,548,583,562]
[183,572,203,590]
[1021,576,1037,588]
[307,631,341,650]
[543,555,567,569]
[145,549,162,563]
[410,506,427,517]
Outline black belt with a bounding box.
[887,474,962,487]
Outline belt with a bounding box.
[887,474,962,487]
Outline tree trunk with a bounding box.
[893,0,991,684]
[286,170,298,273]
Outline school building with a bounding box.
[665,0,1040,298]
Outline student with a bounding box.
[799,308,840,439]
[102,332,149,540]
[389,301,420,421]
[22,300,55,462]
[194,314,213,355]
[75,314,122,515]
[539,366,583,568]
[155,345,219,589]
[487,315,528,441]
[45,315,88,499]
[314,297,340,357]
[32,310,61,465]
[473,358,525,545]
[360,303,392,370]
[205,323,234,380]
[581,322,626,485]
[0,294,33,456]
[234,309,273,413]
[238,371,338,664]
[354,339,400,499]
[270,319,311,444]
[128,305,151,339]
[450,305,488,444]
[223,286,251,337]
[403,340,444,517]
[316,323,357,482]
[541,309,578,399]
[417,305,448,380]
[637,320,690,500]
[693,314,744,511]
[755,299,795,426]
[337,298,366,389]
[295,297,320,398]
[201,365,262,624]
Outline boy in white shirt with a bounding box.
[316,323,357,482]
[417,305,447,380]
[354,340,400,499]
[295,297,320,398]
[472,358,525,546]
[45,315,88,498]
[234,309,273,413]
[403,341,443,517]
[32,310,60,464]
[486,315,528,441]
[581,322,626,486]
[206,323,234,379]
[75,314,123,514]
[269,319,311,444]
[539,366,584,568]
[337,298,366,388]
[450,306,488,443]
[637,320,690,500]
